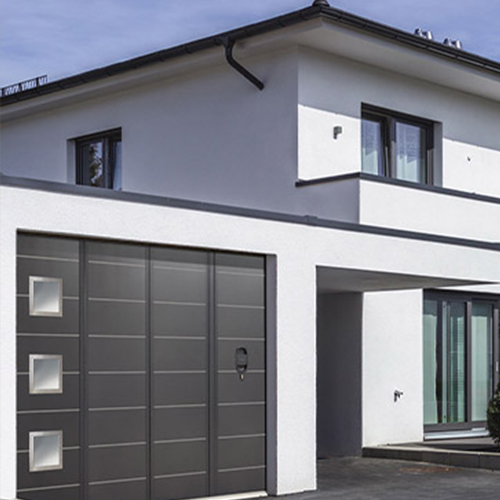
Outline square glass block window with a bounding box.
[29,354,63,394]
[29,276,63,317]
[29,430,63,472]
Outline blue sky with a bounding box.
[1,0,499,88]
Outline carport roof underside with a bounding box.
[316,267,497,293]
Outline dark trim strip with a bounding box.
[295,172,360,187]
[296,171,500,207]
[2,4,500,106]
[2,174,500,252]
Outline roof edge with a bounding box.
[2,3,500,107]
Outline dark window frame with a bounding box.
[424,290,500,435]
[362,104,434,185]
[75,128,121,189]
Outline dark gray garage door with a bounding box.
[17,234,266,500]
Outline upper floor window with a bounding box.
[361,105,433,184]
[76,129,121,189]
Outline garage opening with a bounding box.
[17,234,266,500]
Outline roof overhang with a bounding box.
[1,3,499,117]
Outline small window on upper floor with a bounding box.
[361,105,434,185]
[76,129,122,189]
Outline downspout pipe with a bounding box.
[216,36,264,91]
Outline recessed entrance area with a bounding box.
[17,234,267,500]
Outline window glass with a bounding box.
[471,303,493,422]
[362,118,385,175]
[361,106,432,185]
[88,140,104,187]
[447,301,466,423]
[423,299,438,425]
[111,139,122,190]
[396,122,426,183]
[76,130,121,189]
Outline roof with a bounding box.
[2,1,500,107]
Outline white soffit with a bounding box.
[293,20,500,102]
[316,266,493,294]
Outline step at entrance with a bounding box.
[17,234,266,500]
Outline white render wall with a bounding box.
[362,290,424,446]
[298,47,500,198]
[2,186,500,498]
[0,48,300,215]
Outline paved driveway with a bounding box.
[281,457,500,500]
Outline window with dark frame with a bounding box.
[75,129,122,189]
[361,105,434,185]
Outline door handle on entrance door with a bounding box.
[235,347,248,381]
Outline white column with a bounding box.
[274,254,317,495]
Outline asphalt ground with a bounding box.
[278,457,500,500]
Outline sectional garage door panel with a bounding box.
[86,242,148,500]
[151,247,209,500]
[16,235,81,500]
[17,235,266,500]
[214,254,266,495]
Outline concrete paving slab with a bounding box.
[274,457,500,500]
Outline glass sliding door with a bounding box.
[423,293,499,435]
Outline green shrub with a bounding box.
[487,381,500,446]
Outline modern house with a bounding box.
[1,1,499,499]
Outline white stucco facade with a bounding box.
[1,4,500,500]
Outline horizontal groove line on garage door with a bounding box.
[154,403,206,409]
[153,264,206,273]
[218,401,265,407]
[89,441,146,449]
[218,465,265,473]
[88,371,146,375]
[18,408,80,414]
[218,434,266,440]
[88,406,146,412]
[153,300,207,306]
[17,254,79,263]
[154,370,207,375]
[18,332,80,338]
[217,304,264,310]
[218,370,264,374]
[88,477,147,486]
[218,337,265,342]
[155,335,206,340]
[154,471,207,480]
[88,297,146,304]
[88,334,146,339]
[154,437,206,444]
[88,260,146,268]
[18,483,81,493]
[216,270,264,277]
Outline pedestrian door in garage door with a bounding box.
[17,234,266,500]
